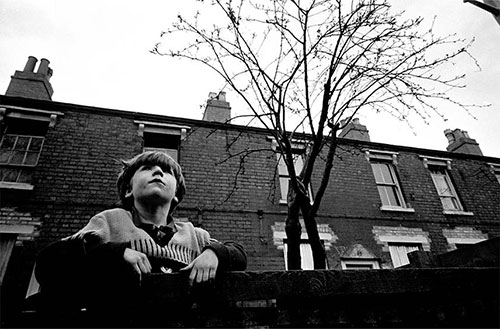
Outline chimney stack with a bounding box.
[338,118,371,142]
[202,91,231,123]
[444,128,483,156]
[5,56,54,100]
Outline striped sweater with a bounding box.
[68,208,212,268]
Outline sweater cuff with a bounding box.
[203,241,230,270]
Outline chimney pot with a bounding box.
[24,56,38,73]
[444,129,455,143]
[37,58,50,76]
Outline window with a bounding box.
[371,162,405,207]
[373,225,431,269]
[0,106,62,189]
[277,151,313,203]
[135,121,190,163]
[342,260,380,270]
[388,243,422,268]
[283,240,315,270]
[0,118,48,187]
[271,221,336,270]
[443,227,487,251]
[340,243,380,270]
[420,156,470,214]
[143,132,180,161]
[429,166,462,211]
[365,150,412,212]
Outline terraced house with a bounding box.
[1,57,499,326]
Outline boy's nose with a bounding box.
[152,166,164,176]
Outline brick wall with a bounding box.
[18,267,500,328]
[1,95,500,325]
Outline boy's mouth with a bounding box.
[149,179,165,186]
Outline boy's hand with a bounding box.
[123,248,151,282]
[180,249,219,286]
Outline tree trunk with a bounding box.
[300,199,326,269]
[286,179,327,270]
[286,182,302,270]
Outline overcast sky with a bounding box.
[0,0,499,157]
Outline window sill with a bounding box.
[443,210,474,216]
[0,182,34,190]
[279,200,314,206]
[380,206,415,213]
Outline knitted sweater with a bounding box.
[69,208,212,268]
[35,208,247,293]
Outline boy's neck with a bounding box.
[133,202,171,227]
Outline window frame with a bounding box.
[268,136,314,205]
[419,155,473,215]
[446,237,487,251]
[428,165,463,211]
[277,151,313,204]
[271,221,335,270]
[135,121,190,163]
[283,239,316,270]
[387,243,422,268]
[373,227,431,269]
[365,150,413,212]
[341,259,381,270]
[0,106,62,190]
[0,134,45,167]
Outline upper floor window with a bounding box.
[143,132,181,161]
[365,150,413,212]
[269,137,313,204]
[135,121,190,163]
[277,151,313,204]
[0,106,62,190]
[428,166,462,211]
[420,156,471,215]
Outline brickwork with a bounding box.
[5,78,52,100]
[0,208,41,245]
[1,95,500,326]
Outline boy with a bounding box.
[34,151,246,314]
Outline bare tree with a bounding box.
[152,0,478,270]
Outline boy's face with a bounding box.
[126,164,177,207]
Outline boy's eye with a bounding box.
[161,166,173,174]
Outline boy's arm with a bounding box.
[35,233,130,290]
[203,240,247,271]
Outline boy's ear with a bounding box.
[124,185,133,198]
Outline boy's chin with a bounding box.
[136,193,174,206]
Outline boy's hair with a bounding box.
[117,151,186,212]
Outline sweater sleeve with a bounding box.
[35,233,130,291]
[203,240,247,271]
